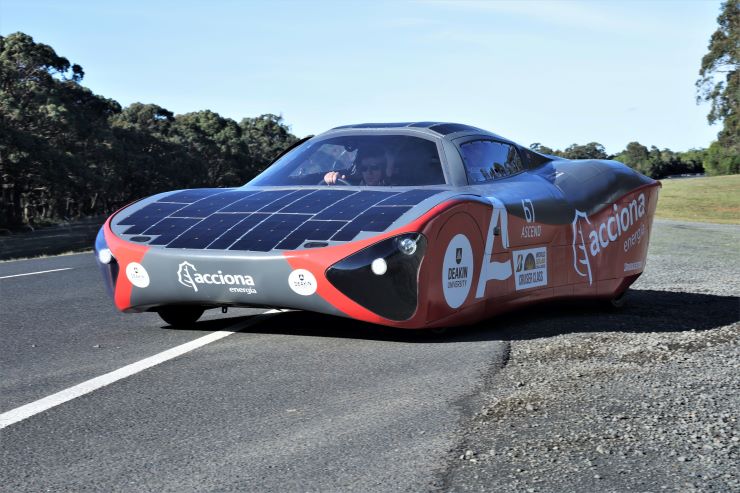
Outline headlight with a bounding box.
[371,258,388,275]
[98,248,113,264]
[397,237,417,256]
[94,226,118,299]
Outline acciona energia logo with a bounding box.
[177,261,255,293]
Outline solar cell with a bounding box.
[333,122,413,129]
[167,213,249,249]
[378,189,442,206]
[408,121,441,128]
[206,213,269,250]
[275,220,348,249]
[331,206,411,241]
[279,190,356,214]
[220,190,296,213]
[313,191,398,220]
[429,123,483,135]
[117,202,184,230]
[122,224,148,236]
[142,217,201,245]
[157,188,228,204]
[170,191,256,218]
[229,213,312,252]
[258,190,314,213]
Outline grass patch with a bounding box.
[656,174,740,224]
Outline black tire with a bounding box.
[608,289,629,309]
[157,306,205,327]
[415,326,449,340]
[428,327,448,335]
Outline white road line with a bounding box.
[0,309,280,430]
[0,268,73,279]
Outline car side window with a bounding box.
[459,140,523,184]
[506,145,523,174]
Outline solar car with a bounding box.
[95,122,660,328]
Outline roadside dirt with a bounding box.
[438,220,740,492]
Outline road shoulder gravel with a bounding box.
[437,220,740,492]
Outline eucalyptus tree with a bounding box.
[239,114,299,177]
[0,33,299,228]
[0,32,120,226]
[696,0,739,175]
[560,142,609,160]
[171,110,248,187]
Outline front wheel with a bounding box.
[157,306,205,327]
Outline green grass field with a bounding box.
[656,174,740,224]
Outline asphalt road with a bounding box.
[0,253,508,492]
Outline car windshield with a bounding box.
[247,135,446,186]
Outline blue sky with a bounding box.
[0,0,722,154]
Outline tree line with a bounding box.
[0,32,298,229]
[529,141,707,178]
[0,1,736,229]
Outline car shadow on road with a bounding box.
[179,289,739,344]
[483,289,739,342]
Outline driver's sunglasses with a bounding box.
[359,164,381,172]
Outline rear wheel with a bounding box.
[157,306,204,327]
[428,327,448,335]
[608,290,629,309]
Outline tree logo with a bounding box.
[176,261,255,292]
[571,193,646,286]
[571,210,593,285]
[177,261,199,292]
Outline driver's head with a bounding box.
[355,146,387,186]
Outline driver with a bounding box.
[323,146,389,186]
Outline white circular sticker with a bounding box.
[442,234,473,308]
[126,262,150,288]
[288,269,317,296]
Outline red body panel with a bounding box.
[103,216,150,311]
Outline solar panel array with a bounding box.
[115,188,444,252]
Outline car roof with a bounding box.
[326,121,508,141]
[314,122,554,171]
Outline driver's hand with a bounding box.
[323,171,345,185]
